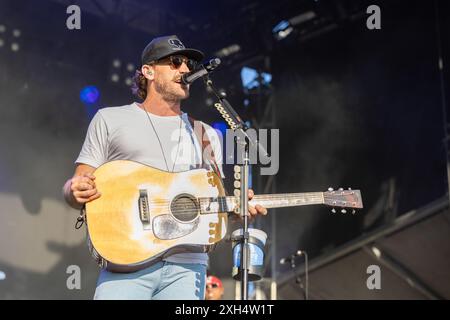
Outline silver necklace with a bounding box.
[141,104,183,172]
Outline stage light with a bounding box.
[80,86,100,104]
[112,59,121,68]
[371,246,382,258]
[124,77,133,86]
[205,97,214,107]
[11,43,19,52]
[212,121,227,137]
[241,67,272,90]
[215,44,241,58]
[0,39,4,48]
[289,11,316,26]
[0,25,5,33]
[12,29,21,37]
[273,11,317,41]
[272,20,293,40]
[126,63,135,72]
[111,73,120,82]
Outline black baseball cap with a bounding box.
[141,35,204,65]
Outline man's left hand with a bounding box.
[248,189,268,217]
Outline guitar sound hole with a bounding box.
[171,194,199,222]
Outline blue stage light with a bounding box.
[272,20,293,40]
[80,86,100,104]
[241,67,272,90]
[212,121,227,138]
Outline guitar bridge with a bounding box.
[138,189,151,230]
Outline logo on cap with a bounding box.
[168,39,185,50]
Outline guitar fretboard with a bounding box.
[198,192,325,214]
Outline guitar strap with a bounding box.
[187,116,223,180]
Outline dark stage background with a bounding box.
[0,0,448,299]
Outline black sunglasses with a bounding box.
[156,55,197,71]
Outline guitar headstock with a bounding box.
[323,187,363,214]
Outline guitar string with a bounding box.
[142,192,346,203]
[133,189,354,204]
[140,196,326,216]
[142,195,326,206]
[143,193,326,204]
[139,203,328,217]
[133,193,351,216]
[135,193,347,209]
[143,202,326,217]
[148,197,326,208]
[145,195,325,206]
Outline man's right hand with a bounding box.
[70,172,101,205]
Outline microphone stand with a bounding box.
[204,76,267,300]
[281,251,309,300]
[294,252,308,300]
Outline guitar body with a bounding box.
[85,160,228,273]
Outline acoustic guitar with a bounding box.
[84,160,363,272]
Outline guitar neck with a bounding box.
[199,192,324,214]
[250,192,324,208]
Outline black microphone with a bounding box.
[181,58,221,85]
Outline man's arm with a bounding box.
[63,163,101,210]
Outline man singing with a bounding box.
[63,35,267,300]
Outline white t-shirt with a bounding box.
[76,102,224,266]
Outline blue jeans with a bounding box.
[94,261,207,300]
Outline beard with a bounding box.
[154,77,190,102]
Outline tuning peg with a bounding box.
[328,187,334,192]
[331,208,336,213]
[338,188,344,191]
[352,209,356,215]
[348,187,352,190]
[234,181,241,188]
[341,209,347,214]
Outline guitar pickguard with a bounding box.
[153,214,199,240]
